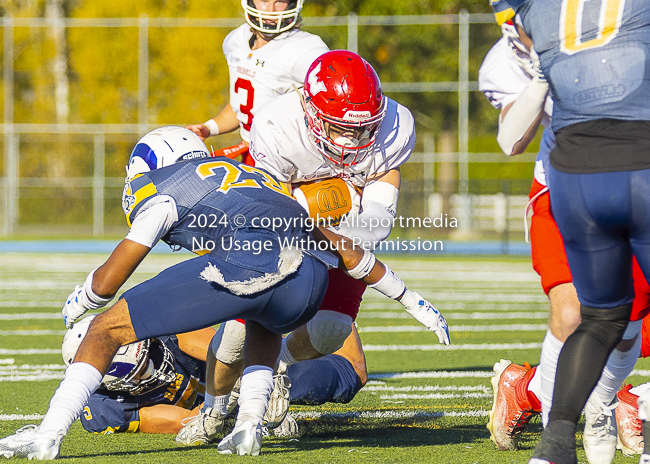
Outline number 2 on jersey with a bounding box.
[235,78,254,131]
[560,0,626,55]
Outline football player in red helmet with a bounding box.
[303,50,387,166]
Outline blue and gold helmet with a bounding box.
[489,0,529,26]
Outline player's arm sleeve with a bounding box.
[249,118,295,183]
[79,396,140,434]
[334,180,399,250]
[290,41,330,82]
[124,196,178,248]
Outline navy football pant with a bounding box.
[288,354,362,405]
[546,166,650,424]
[123,254,329,340]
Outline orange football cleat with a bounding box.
[616,384,643,456]
[487,359,542,451]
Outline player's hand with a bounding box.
[528,48,547,84]
[62,286,89,329]
[400,290,450,345]
[185,123,210,141]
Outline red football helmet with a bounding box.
[303,50,386,167]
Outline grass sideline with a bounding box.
[1,253,647,463]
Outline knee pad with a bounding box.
[211,320,246,365]
[306,310,353,355]
[579,303,632,348]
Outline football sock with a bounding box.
[527,363,542,402]
[235,365,273,427]
[277,337,298,367]
[531,420,577,464]
[38,362,103,435]
[213,394,230,416]
[593,332,641,404]
[540,330,563,427]
[549,303,630,424]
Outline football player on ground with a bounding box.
[479,14,650,463]
[185,0,328,165]
[61,318,367,438]
[0,126,448,459]
[491,1,650,463]
[175,49,426,444]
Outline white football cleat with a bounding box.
[264,370,291,428]
[0,425,63,460]
[640,454,650,464]
[217,421,262,456]
[583,393,618,464]
[272,413,300,438]
[175,407,225,446]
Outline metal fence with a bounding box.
[0,12,536,239]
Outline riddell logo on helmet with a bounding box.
[343,111,372,121]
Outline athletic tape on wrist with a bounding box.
[204,119,220,136]
[82,269,112,309]
[369,264,406,300]
[347,249,376,280]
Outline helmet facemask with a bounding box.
[303,93,386,167]
[242,0,303,35]
[102,338,176,396]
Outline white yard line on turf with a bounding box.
[0,349,59,355]
[369,371,494,379]
[0,313,62,319]
[0,414,45,421]
[360,324,547,333]
[363,343,542,351]
[364,385,490,392]
[359,311,548,320]
[0,303,62,308]
[292,410,490,419]
[0,330,66,336]
[379,393,491,399]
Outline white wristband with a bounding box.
[204,119,220,137]
[347,250,376,280]
[81,269,113,310]
[369,264,406,300]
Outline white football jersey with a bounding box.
[478,37,555,187]
[249,91,415,189]
[223,24,329,143]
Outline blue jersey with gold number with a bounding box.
[122,158,336,275]
[80,336,205,434]
[519,0,650,132]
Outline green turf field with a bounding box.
[1,253,647,463]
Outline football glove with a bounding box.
[62,270,112,328]
[527,48,546,84]
[400,290,450,345]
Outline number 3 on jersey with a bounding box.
[235,78,255,131]
[560,0,626,55]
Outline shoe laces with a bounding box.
[180,414,199,427]
[589,396,617,438]
[10,425,38,438]
[507,407,537,436]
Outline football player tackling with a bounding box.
[0,126,448,459]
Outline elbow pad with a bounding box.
[496,76,549,156]
[335,181,398,250]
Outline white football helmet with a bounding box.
[241,0,304,34]
[125,126,210,180]
[62,315,176,395]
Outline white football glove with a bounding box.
[400,290,450,345]
[62,270,112,328]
